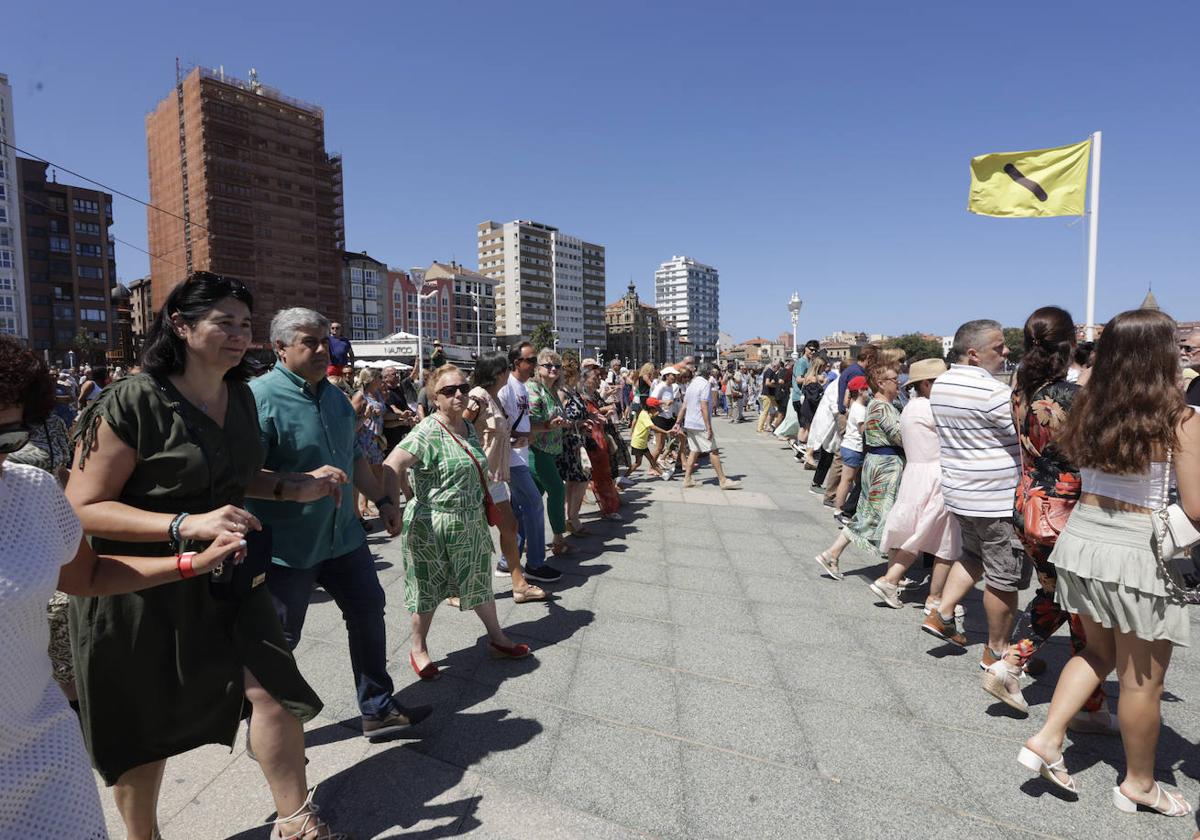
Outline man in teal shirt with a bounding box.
[249,307,428,740]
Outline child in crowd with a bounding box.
[624,397,674,481]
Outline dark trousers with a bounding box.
[812,449,834,487]
[266,540,396,718]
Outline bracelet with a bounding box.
[177,552,197,579]
[375,495,394,509]
[169,512,189,548]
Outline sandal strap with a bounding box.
[273,789,350,840]
[1151,782,1191,816]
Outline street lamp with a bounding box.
[414,279,439,369]
[788,292,803,355]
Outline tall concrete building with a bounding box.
[0,73,28,340]
[146,66,345,342]
[477,219,606,354]
[654,255,719,356]
[17,158,117,361]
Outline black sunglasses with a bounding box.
[540,363,561,370]
[0,423,33,454]
[436,383,471,397]
[1182,344,1197,354]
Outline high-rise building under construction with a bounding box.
[145,66,344,340]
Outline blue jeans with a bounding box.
[502,464,547,570]
[266,540,396,718]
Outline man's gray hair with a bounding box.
[952,319,1003,357]
[270,307,330,347]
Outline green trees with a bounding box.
[883,333,945,362]
[530,323,555,352]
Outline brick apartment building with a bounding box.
[17,158,117,361]
[146,66,345,342]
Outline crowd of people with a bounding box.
[2,267,1200,836]
[0,270,751,839]
[775,309,1199,825]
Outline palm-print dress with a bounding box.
[845,398,905,552]
[398,416,494,613]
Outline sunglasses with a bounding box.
[436,383,471,397]
[541,363,561,370]
[517,356,536,364]
[0,424,33,454]
[1182,345,1197,354]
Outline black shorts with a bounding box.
[652,415,675,431]
[631,444,649,455]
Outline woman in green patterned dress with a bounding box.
[384,365,531,681]
[815,362,905,577]
[527,348,570,556]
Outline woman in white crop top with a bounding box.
[1017,309,1200,819]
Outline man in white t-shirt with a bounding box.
[497,342,562,583]
[674,368,741,490]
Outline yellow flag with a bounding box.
[968,140,1091,217]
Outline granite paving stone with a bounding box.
[95,414,1200,838]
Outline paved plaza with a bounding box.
[102,418,1200,839]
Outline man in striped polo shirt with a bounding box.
[921,320,1026,671]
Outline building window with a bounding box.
[365,315,379,330]
[53,305,75,319]
[49,236,70,253]
[363,284,377,300]
[81,308,107,322]
[351,299,363,314]
[0,295,14,312]
[73,198,99,214]
[0,249,11,268]
[351,314,365,328]
[350,283,363,298]
[76,243,102,257]
[78,266,103,279]
[363,269,377,284]
[0,316,16,335]
[350,267,363,283]
[0,184,5,201]
[0,206,7,223]
[74,221,101,235]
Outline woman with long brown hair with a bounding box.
[984,307,1109,718]
[1018,309,1200,819]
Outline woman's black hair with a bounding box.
[1073,341,1095,368]
[0,335,53,421]
[85,366,108,385]
[472,352,510,389]
[141,271,256,381]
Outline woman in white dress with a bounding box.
[0,336,245,839]
[868,358,961,609]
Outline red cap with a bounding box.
[848,375,868,392]
[327,365,341,377]
[645,397,662,409]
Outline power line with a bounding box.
[0,138,210,235]
[19,190,186,272]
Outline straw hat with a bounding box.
[906,357,948,386]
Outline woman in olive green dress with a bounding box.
[67,273,348,840]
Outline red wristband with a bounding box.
[177,552,197,579]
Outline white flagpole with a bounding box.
[1085,131,1102,340]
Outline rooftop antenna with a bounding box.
[249,68,262,94]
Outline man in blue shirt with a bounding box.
[249,308,429,740]
[326,320,354,369]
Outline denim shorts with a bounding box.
[839,446,864,469]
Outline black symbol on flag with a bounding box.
[1003,164,1048,202]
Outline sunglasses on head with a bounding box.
[436,383,471,397]
[0,423,33,454]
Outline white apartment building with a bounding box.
[478,219,606,353]
[654,255,719,354]
[341,250,386,341]
[0,73,27,340]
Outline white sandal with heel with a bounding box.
[1113,782,1192,817]
[1017,746,1077,795]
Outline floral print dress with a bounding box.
[556,388,590,482]
[845,398,905,552]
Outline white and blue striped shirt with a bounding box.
[929,364,1020,518]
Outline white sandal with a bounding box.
[1017,746,1077,795]
[1113,782,1193,817]
[273,788,351,839]
[814,551,843,581]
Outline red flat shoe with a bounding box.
[489,641,532,660]
[409,651,440,681]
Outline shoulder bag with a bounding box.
[432,417,501,527]
[1151,447,1200,604]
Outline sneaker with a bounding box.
[524,564,562,583]
[833,512,850,528]
[981,662,1029,714]
[814,552,843,581]
[869,579,904,609]
[494,561,512,578]
[362,705,433,740]
[720,479,742,490]
[616,476,634,487]
[921,610,966,646]
[661,472,673,481]
[809,485,825,496]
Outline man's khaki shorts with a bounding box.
[685,429,716,454]
[953,514,1030,593]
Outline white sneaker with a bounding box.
[661,472,673,481]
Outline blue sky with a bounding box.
[6,1,1198,341]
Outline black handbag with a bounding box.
[155,377,272,600]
